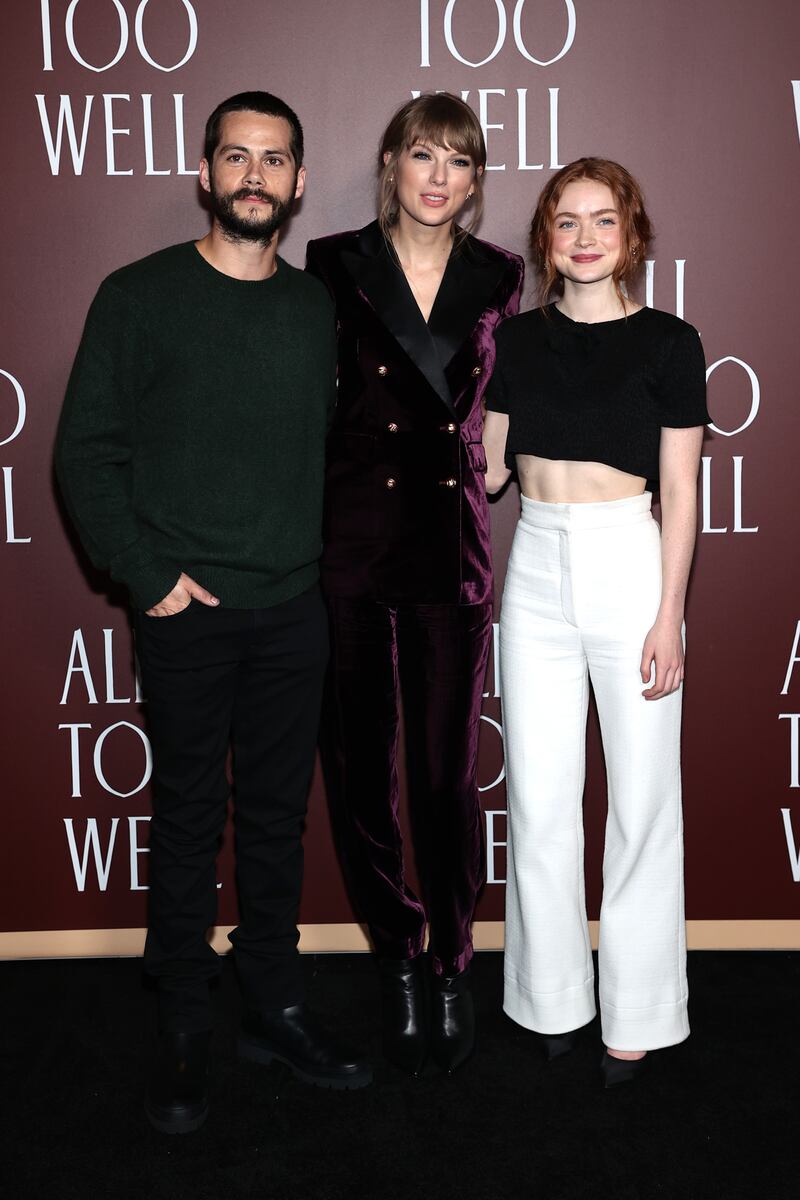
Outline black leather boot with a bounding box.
[378,956,428,1075]
[238,1004,372,1089]
[145,1030,211,1134]
[431,967,474,1074]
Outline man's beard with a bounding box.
[210,183,294,246]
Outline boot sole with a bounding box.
[144,1099,209,1134]
[238,1035,372,1089]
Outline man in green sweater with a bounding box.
[56,91,371,1134]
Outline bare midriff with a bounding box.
[515,455,647,504]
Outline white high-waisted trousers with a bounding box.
[500,493,689,1051]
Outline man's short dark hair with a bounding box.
[204,91,304,167]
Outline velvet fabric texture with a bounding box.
[323,597,493,975]
[306,222,524,973]
[306,222,525,606]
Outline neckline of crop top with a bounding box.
[554,304,647,328]
[549,302,648,330]
[535,303,653,365]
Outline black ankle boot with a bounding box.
[238,1004,372,1089]
[145,1030,211,1134]
[431,967,474,1074]
[378,956,428,1075]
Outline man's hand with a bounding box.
[145,572,220,617]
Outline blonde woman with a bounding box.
[307,93,523,1074]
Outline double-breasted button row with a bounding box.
[385,422,456,433]
[379,362,478,379]
[384,477,457,489]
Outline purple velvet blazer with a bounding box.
[306,221,524,606]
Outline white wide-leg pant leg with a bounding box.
[501,494,689,1050]
[500,503,596,1034]
[583,516,689,1050]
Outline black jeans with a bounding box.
[133,585,328,1033]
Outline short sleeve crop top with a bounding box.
[485,303,709,487]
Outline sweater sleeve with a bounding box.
[656,321,710,428]
[55,280,181,609]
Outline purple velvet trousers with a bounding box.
[322,596,493,976]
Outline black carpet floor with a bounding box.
[2,951,799,1200]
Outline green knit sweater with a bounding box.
[56,242,336,610]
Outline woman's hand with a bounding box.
[482,409,511,494]
[640,617,684,700]
[641,424,705,700]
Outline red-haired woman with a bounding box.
[306,94,523,1075]
[483,158,708,1085]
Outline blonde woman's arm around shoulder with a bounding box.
[640,425,704,700]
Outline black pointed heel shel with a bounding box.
[540,1028,581,1061]
[538,1017,594,1061]
[600,1050,649,1088]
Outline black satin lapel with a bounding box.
[341,233,456,413]
[428,248,506,368]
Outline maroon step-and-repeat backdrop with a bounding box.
[3,0,799,949]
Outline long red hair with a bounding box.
[530,157,653,308]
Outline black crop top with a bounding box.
[485,304,709,487]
